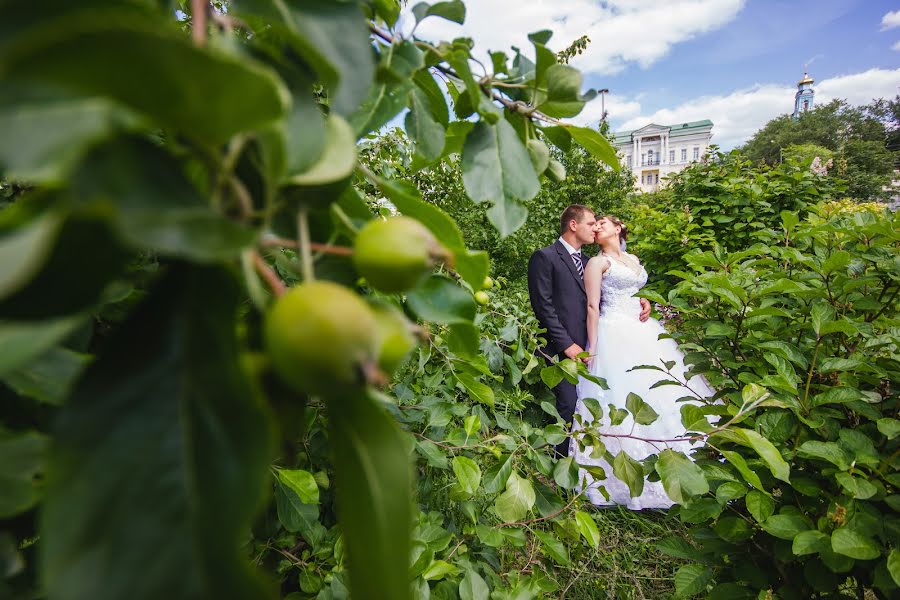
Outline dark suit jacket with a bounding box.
[527,240,587,357]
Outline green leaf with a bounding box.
[71,137,256,261]
[452,456,482,496]
[0,315,84,378]
[625,392,659,425]
[567,126,619,170]
[235,0,373,116]
[744,489,775,523]
[461,119,540,237]
[526,139,550,174]
[835,472,877,499]
[455,372,495,407]
[793,530,830,556]
[495,471,535,523]
[536,65,591,118]
[656,537,699,561]
[733,428,790,483]
[533,530,570,565]
[832,527,881,560]
[810,302,835,337]
[328,389,412,600]
[553,456,579,490]
[422,559,459,581]
[464,415,481,438]
[0,92,130,184]
[811,386,865,407]
[540,125,572,151]
[412,1,466,24]
[713,516,753,542]
[655,449,708,505]
[406,87,446,162]
[413,70,450,126]
[459,567,489,600]
[2,14,288,144]
[613,451,645,498]
[721,450,765,491]
[888,549,900,587]
[797,441,852,470]
[574,511,600,549]
[608,404,629,426]
[540,363,565,389]
[407,275,476,324]
[282,80,327,176]
[878,418,900,440]
[475,524,503,547]
[761,514,812,540]
[40,265,275,600]
[4,346,92,405]
[483,454,514,494]
[285,114,357,186]
[275,468,319,505]
[714,482,747,505]
[533,481,565,517]
[0,430,48,518]
[0,211,62,301]
[275,482,324,546]
[674,564,713,598]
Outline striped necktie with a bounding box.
[572,251,584,279]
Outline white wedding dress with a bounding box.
[572,254,712,509]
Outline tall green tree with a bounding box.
[741,99,897,201]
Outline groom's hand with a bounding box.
[639,298,651,322]
[563,343,587,362]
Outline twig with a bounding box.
[191,0,207,47]
[297,206,315,281]
[251,250,286,297]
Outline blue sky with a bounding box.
[406,0,900,148]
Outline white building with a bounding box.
[612,120,714,192]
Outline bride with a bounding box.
[571,215,712,509]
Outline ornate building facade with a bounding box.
[612,120,714,192]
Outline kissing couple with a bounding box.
[527,204,712,509]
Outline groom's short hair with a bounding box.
[559,204,594,235]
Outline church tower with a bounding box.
[793,67,815,119]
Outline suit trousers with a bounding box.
[551,372,577,458]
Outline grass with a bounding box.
[557,506,689,600]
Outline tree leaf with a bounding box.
[574,510,600,549]
[793,530,830,556]
[452,456,482,496]
[674,564,713,598]
[552,456,579,490]
[761,514,812,540]
[0,430,48,518]
[40,265,275,600]
[567,126,619,170]
[0,315,84,378]
[483,454,514,494]
[328,389,412,600]
[461,119,540,236]
[533,529,570,565]
[285,114,357,186]
[275,468,320,505]
[797,440,852,470]
[406,87,445,162]
[744,489,775,523]
[3,345,91,405]
[455,372,495,407]
[459,567,489,600]
[877,418,900,440]
[831,527,881,560]
[655,450,708,505]
[613,451,645,498]
[407,275,476,324]
[234,0,373,116]
[733,428,790,483]
[0,211,62,301]
[721,450,765,491]
[625,392,659,426]
[2,13,288,144]
[536,65,590,118]
[494,471,535,523]
[888,549,900,587]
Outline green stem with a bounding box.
[297,206,314,282]
[801,337,821,410]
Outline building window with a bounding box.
[641,153,646,165]
[655,174,659,184]
[626,155,632,167]
[681,148,687,162]
[647,149,654,164]
[693,147,700,160]
[803,100,809,111]
[669,150,675,163]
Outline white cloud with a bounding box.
[881,10,900,30]
[403,0,746,75]
[891,40,900,51]
[609,68,900,150]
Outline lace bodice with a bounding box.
[599,254,648,317]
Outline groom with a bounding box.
[527,205,650,457]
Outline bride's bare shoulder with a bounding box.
[586,255,611,272]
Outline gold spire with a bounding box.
[798,65,814,85]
